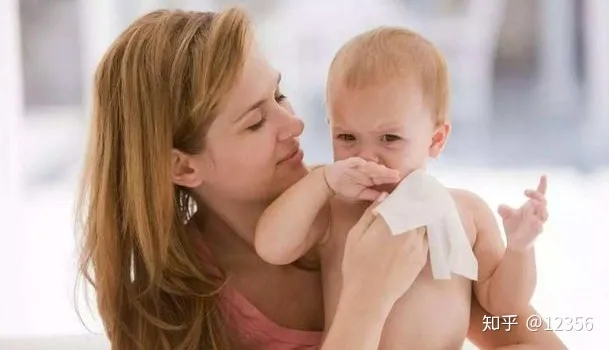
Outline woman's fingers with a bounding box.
[348,197,386,241]
[401,227,427,248]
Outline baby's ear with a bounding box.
[429,122,451,158]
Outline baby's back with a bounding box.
[320,191,477,349]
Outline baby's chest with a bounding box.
[380,268,472,349]
[318,205,361,270]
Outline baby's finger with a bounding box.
[357,188,383,201]
[344,156,367,168]
[533,201,549,222]
[348,169,375,187]
[371,174,401,186]
[522,202,536,219]
[497,204,515,220]
[537,175,548,195]
[533,219,544,234]
[524,190,546,204]
[358,162,400,179]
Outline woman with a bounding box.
[77,7,565,349]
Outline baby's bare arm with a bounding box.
[463,191,536,315]
[482,247,537,315]
[254,166,331,265]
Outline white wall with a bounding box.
[0,0,25,336]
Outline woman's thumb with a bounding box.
[349,192,389,240]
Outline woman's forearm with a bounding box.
[321,285,394,350]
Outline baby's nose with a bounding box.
[357,149,379,163]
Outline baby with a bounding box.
[255,27,548,349]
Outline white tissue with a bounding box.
[372,169,478,281]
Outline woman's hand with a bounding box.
[324,157,401,201]
[341,198,429,306]
[322,199,428,350]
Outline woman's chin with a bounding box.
[271,161,308,194]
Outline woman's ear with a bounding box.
[429,122,451,158]
[171,149,204,188]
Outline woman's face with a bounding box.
[193,43,308,203]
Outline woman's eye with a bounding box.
[248,117,266,131]
[275,92,287,103]
[337,134,356,141]
[381,134,401,142]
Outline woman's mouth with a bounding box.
[278,147,304,164]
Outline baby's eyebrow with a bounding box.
[377,126,403,133]
[331,125,350,132]
[374,123,404,133]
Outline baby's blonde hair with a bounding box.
[327,26,449,124]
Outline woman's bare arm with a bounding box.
[321,284,394,349]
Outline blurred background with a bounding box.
[0,0,607,349]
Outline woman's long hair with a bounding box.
[76,8,252,349]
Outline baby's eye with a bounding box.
[380,134,401,142]
[337,134,356,141]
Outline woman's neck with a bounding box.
[194,198,270,267]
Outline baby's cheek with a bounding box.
[383,152,416,176]
[331,143,351,161]
[332,148,353,162]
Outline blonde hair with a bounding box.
[76,8,252,350]
[327,26,450,124]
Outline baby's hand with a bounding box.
[324,157,401,201]
[498,175,549,251]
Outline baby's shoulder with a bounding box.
[448,188,486,210]
[447,188,491,242]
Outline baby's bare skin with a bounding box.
[321,189,478,350]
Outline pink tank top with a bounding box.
[219,285,322,349]
[189,221,323,349]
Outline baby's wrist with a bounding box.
[505,241,534,254]
[320,166,336,196]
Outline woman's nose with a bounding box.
[277,113,304,141]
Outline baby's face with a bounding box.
[328,80,448,182]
